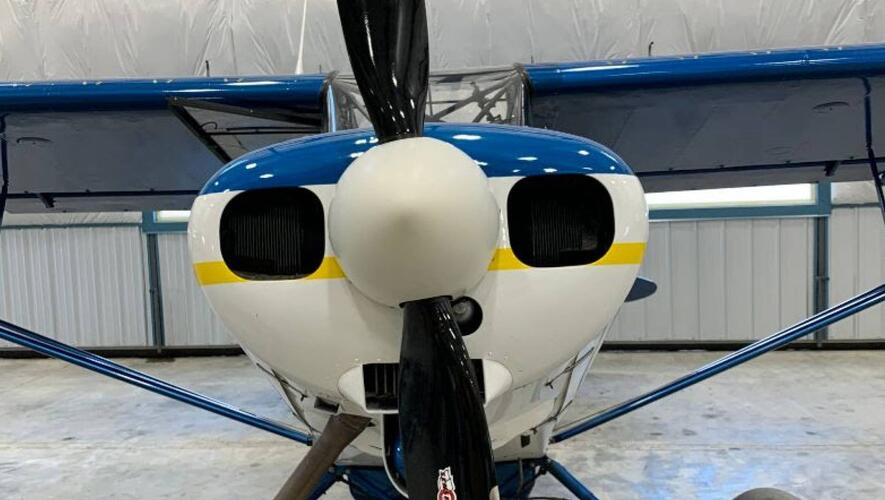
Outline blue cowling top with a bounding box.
[200,122,633,195]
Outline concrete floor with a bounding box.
[0,351,883,499]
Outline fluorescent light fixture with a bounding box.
[155,210,191,223]
[646,183,815,210]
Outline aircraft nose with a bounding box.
[328,137,500,307]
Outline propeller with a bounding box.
[337,0,429,143]
[399,297,498,499]
[332,0,500,498]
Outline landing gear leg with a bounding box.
[274,413,371,500]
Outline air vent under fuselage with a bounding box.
[507,174,614,267]
[363,361,485,411]
[220,187,325,280]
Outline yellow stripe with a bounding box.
[193,261,247,286]
[193,242,646,286]
[193,257,344,285]
[488,248,531,271]
[489,242,645,271]
[593,242,646,266]
[304,256,346,280]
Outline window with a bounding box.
[646,183,827,220]
[646,184,815,210]
[154,210,191,224]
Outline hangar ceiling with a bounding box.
[1,0,884,80]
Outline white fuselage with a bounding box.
[188,173,647,462]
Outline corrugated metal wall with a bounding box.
[0,208,881,348]
[0,225,149,347]
[829,206,885,340]
[156,233,235,346]
[609,217,815,341]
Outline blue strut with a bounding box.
[552,283,885,443]
[546,459,600,500]
[0,318,313,445]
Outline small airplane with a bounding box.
[1,0,885,499]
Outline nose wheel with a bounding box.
[733,488,802,500]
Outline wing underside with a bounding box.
[524,45,885,191]
[0,76,326,212]
[4,45,885,213]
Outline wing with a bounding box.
[8,45,883,214]
[523,44,885,191]
[0,75,326,212]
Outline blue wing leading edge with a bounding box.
[4,43,885,212]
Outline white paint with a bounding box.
[329,137,500,306]
[188,173,648,458]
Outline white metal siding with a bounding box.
[156,233,236,346]
[829,207,885,340]
[0,226,149,347]
[609,218,815,341]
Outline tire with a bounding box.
[733,487,802,500]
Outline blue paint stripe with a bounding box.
[200,123,633,195]
[525,44,885,95]
[0,75,327,112]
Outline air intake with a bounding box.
[220,187,325,280]
[507,174,614,267]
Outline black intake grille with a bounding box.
[220,187,325,280]
[507,174,614,267]
[363,361,485,411]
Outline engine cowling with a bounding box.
[187,122,648,457]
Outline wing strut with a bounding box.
[0,317,313,445]
[551,283,885,443]
[0,114,8,226]
[863,78,885,228]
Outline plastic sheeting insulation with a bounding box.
[3,0,885,81]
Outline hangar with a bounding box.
[1,1,883,498]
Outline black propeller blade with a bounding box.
[400,297,497,499]
[337,1,498,497]
[336,0,429,142]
